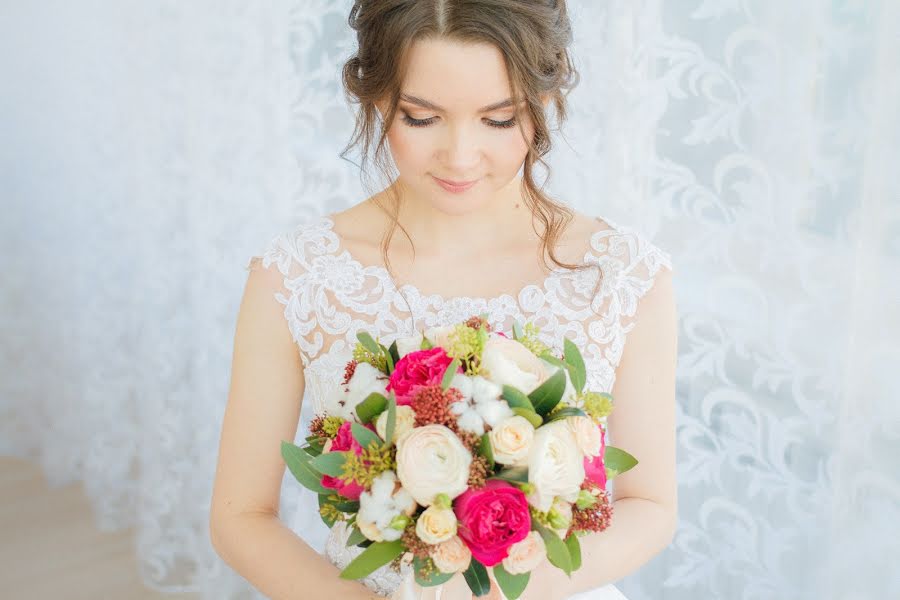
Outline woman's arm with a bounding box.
[526,266,679,598]
[209,261,378,600]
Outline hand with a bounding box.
[513,561,573,600]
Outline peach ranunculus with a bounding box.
[566,415,603,458]
[430,535,472,574]
[415,504,458,544]
[481,335,550,394]
[488,415,535,467]
[396,424,472,506]
[501,530,547,574]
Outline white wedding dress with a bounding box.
[250,213,672,599]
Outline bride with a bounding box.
[210,1,678,598]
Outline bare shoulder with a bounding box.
[329,197,388,257]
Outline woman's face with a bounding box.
[377,37,543,216]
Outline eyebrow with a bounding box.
[399,93,518,113]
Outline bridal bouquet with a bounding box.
[281,316,637,598]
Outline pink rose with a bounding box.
[320,421,372,500]
[387,347,456,406]
[453,480,531,567]
[583,424,607,489]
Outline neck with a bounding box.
[388,176,536,258]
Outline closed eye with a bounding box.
[400,113,517,129]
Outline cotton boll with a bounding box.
[476,399,514,429]
[456,408,486,436]
[450,373,474,399]
[470,375,502,404]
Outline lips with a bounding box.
[434,176,477,186]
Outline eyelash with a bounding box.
[400,113,517,129]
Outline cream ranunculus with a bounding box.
[566,415,602,458]
[395,331,424,357]
[375,404,416,443]
[481,336,549,394]
[396,425,472,506]
[415,505,458,544]
[489,415,535,467]
[527,420,585,512]
[501,530,547,574]
[430,535,472,574]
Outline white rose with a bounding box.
[375,404,416,443]
[423,325,455,350]
[396,425,472,506]
[501,531,547,574]
[489,416,534,466]
[395,331,424,357]
[415,505,458,544]
[527,420,585,512]
[327,362,389,420]
[566,415,601,458]
[430,535,472,574]
[481,336,549,394]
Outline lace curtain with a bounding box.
[1,1,897,599]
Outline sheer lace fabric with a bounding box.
[248,214,672,598]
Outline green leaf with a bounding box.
[413,556,456,587]
[309,451,348,477]
[512,320,524,341]
[381,342,394,374]
[329,496,360,513]
[511,407,543,428]
[384,395,397,447]
[351,422,381,450]
[539,352,567,370]
[565,533,582,571]
[388,340,400,365]
[501,385,535,412]
[493,564,530,599]
[462,558,491,596]
[545,406,588,423]
[528,369,566,416]
[339,540,405,580]
[355,392,388,424]
[345,525,367,548]
[563,338,587,393]
[604,445,639,478]
[280,440,329,494]
[490,466,529,483]
[301,444,322,457]
[534,520,572,575]
[479,433,495,470]
[420,336,434,350]
[356,331,381,356]
[442,357,461,391]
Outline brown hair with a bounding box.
[339,0,593,281]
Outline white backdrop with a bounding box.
[1,1,898,599]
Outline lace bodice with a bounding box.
[247,213,672,597]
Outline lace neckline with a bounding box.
[317,214,594,307]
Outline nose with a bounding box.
[440,121,481,174]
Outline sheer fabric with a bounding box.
[247,214,672,598]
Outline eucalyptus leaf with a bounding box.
[565,533,582,571]
[280,440,329,494]
[511,407,543,428]
[381,342,395,374]
[512,320,524,341]
[442,357,461,391]
[545,406,588,423]
[501,385,535,412]
[528,369,566,416]
[339,540,405,580]
[604,445,638,477]
[388,340,400,365]
[309,451,347,477]
[345,525,367,548]
[462,558,491,596]
[351,422,381,450]
[317,493,339,527]
[355,392,388,424]
[563,337,587,393]
[493,564,530,599]
[534,520,572,575]
[384,395,397,447]
[479,433,495,470]
[356,331,382,356]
